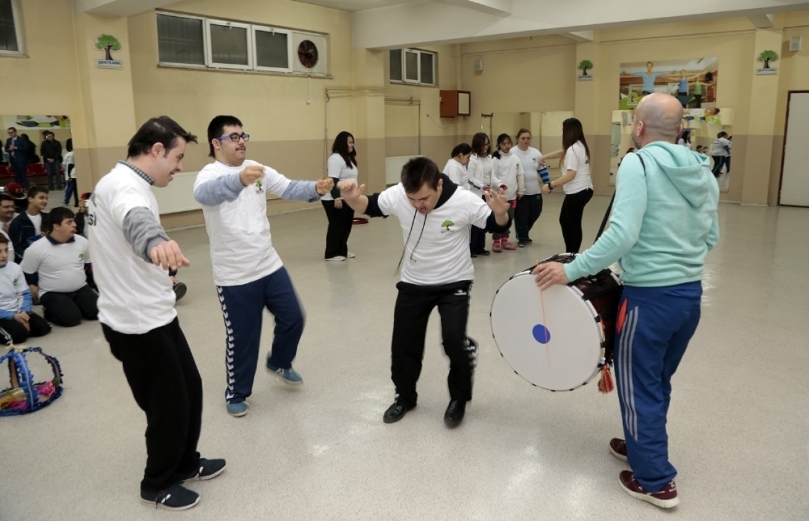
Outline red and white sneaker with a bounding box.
[492,240,502,253]
[501,239,516,250]
[619,471,680,509]
[609,438,628,461]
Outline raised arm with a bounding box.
[338,179,369,214]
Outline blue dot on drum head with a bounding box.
[532,324,551,344]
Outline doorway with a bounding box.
[780,91,809,206]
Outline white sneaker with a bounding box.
[326,256,346,262]
[346,252,356,258]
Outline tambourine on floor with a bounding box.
[490,253,622,392]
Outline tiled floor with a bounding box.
[1,192,807,520]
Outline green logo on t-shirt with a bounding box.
[441,220,454,231]
[79,253,85,261]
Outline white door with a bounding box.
[781,92,809,206]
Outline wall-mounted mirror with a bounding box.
[2,115,74,200]
[611,107,733,192]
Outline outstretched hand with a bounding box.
[338,179,365,202]
[484,187,510,215]
[149,240,191,272]
[316,178,334,196]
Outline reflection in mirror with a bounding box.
[2,115,74,201]
[610,108,732,192]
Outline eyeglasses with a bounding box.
[218,133,250,143]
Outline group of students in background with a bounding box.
[321,120,597,259]
[439,119,595,256]
[0,187,97,346]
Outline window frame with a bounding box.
[251,24,292,73]
[389,48,436,87]
[155,12,207,68]
[205,18,253,70]
[0,0,24,57]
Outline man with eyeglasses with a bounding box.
[4,127,32,189]
[194,115,333,418]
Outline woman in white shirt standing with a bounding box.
[491,133,524,252]
[512,128,551,247]
[543,118,594,253]
[442,143,472,187]
[677,129,692,149]
[322,131,359,261]
[466,133,494,256]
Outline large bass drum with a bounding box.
[490,253,622,391]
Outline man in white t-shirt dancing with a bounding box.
[339,158,511,427]
[88,117,225,511]
[194,115,333,418]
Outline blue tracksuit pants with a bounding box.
[615,282,702,492]
[217,267,305,404]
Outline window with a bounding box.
[155,12,324,75]
[157,13,204,65]
[389,49,402,82]
[207,20,251,68]
[253,26,290,71]
[389,48,436,86]
[0,0,21,55]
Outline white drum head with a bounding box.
[490,271,602,391]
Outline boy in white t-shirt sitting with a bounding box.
[0,234,51,343]
[20,207,97,327]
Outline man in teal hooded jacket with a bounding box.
[534,93,719,509]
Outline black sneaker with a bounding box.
[173,282,187,302]
[518,241,528,248]
[525,238,533,243]
[182,458,227,483]
[383,399,415,424]
[475,249,491,256]
[444,400,467,428]
[140,484,200,511]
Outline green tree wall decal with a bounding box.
[757,50,779,69]
[578,60,594,76]
[95,34,121,60]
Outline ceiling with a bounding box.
[76,0,809,49]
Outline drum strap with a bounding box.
[595,155,646,243]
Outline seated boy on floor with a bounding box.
[20,207,98,327]
[0,234,51,343]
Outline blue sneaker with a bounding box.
[226,401,248,417]
[266,362,303,385]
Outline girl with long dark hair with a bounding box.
[322,131,358,261]
[466,133,494,256]
[543,118,594,253]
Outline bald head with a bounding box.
[633,93,683,147]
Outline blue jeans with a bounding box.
[10,158,28,188]
[45,161,62,189]
[64,178,77,205]
[217,267,305,404]
[615,282,702,492]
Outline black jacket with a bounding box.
[9,211,49,262]
[40,139,62,162]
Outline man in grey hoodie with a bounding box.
[534,94,719,509]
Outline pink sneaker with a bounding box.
[619,471,680,509]
[492,240,502,253]
[501,239,516,251]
